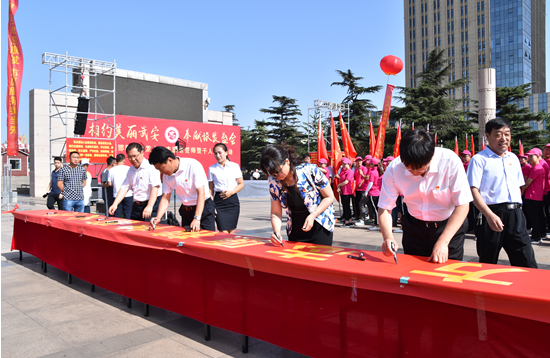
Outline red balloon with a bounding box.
[380,55,403,75]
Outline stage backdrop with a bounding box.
[82,115,241,173]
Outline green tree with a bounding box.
[494,83,545,150]
[331,69,382,150]
[258,95,303,147]
[223,105,239,126]
[391,48,474,142]
[240,120,270,171]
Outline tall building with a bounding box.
[404,0,546,111]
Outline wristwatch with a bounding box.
[193,215,201,221]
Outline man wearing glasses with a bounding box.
[378,129,472,264]
[108,143,162,221]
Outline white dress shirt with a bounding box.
[162,157,210,206]
[379,147,473,221]
[208,160,242,192]
[120,159,162,201]
[108,165,133,198]
[467,146,524,205]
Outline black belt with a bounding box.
[488,203,521,211]
[134,200,149,206]
[407,212,448,229]
[181,198,212,211]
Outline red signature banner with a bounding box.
[373,84,395,159]
[82,115,240,173]
[6,0,23,156]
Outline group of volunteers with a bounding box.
[48,142,244,234]
[48,117,540,268]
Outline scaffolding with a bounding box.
[42,52,116,209]
[306,100,350,153]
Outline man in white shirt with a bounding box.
[108,143,162,221]
[107,153,133,218]
[149,146,215,232]
[378,129,472,264]
[467,118,537,268]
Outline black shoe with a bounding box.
[531,238,542,245]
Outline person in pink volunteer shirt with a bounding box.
[353,157,366,222]
[317,158,333,185]
[521,148,546,244]
[460,150,472,172]
[337,157,355,227]
[543,144,550,234]
[519,154,531,182]
[366,158,382,231]
[354,157,369,226]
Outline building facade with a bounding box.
[404,0,546,111]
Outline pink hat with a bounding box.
[545,143,550,148]
[518,154,528,159]
[318,158,328,164]
[364,155,372,160]
[355,156,362,161]
[384,156,395,162]
[371,158,380,165]
[526,148,542,157]
[461,150,472,156]
[342,157,352,165]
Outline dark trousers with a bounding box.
[366,196,380,225]
[130,196,161,221]
[46,193,63,210]
[354,191,365,220]
[523,199,545,240]
[401,210,467,260]
[341,194,353,220]
[179,198,216,231]
[475,206,537,268]
[467,202,476,232]
[114,196,133,219]
[544,194,550,233]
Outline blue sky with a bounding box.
[1,0,549,142]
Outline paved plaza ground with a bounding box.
[2,195,550,357]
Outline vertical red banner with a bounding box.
[6,0,23,156]
[373,84,395,159]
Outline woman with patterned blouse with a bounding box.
[260,145,335,246]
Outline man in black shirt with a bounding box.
[46,157,64,210]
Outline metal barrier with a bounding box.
[2,162,13,209]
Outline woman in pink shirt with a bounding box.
[337,157,355,227]
[354,157,368,225]
[366,158,383,230]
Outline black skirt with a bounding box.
[214,192,240,230]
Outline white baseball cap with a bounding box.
[80,158,90,165]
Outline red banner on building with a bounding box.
[6,0,23,156]
[66,138,115,164]
[82,115,240,174]
[373,84,395,159]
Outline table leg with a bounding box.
[242,335,249,354]
[19,251,22,261]
[68,273,72,284]
[43,262,47,273]
[144,304,149,317]
[204,324,211,341]
[91,284,95,292]
[127,298,132,308]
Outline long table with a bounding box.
[11,210,550,357]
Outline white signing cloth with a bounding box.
[378,147,473,222]
[208,160,242,192]
[120,159,161,201]
[163,157,210,206]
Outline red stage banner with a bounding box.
[373,85,395,159]
[317,114,328,162]
[66,138,115,164]
[82,115,240,173]
[10,210,550,357]
[6,0,23,156]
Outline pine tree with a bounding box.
[240,120,270,171]
[331,69,382,152]
[392,48,473,142]
[223,105,239,126]
[258,95,303,147]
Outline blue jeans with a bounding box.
[64,200,85,213]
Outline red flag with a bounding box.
[412,122,415,130]
[454,136,459,155]
[519,140,524,156]
[393,121,401,158]
[434,132,438,146]
[338,112,357,160]
[508,145,511,152]
[471,135,475,156]
[373,84,395,159]
[465,134,468,152]
[317,114,328,161]
[6,0,23,156]
[482,141,486,150]
[369,121,375,156]
[330,113,342,202]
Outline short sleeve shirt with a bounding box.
[522,163,532,179]
[340,168,354,195]
[541,160,549,193]
[208,160,242,192]
[163,157,210,206]
[108,165,133,198]
[50,169,61,195]
[355,166,369,191]
[525,163,545,201]
[368,170,381,196]
[57,165,87,201]
[120,159,162,201]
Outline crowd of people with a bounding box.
[45,117,543,268]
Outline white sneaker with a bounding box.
[368,226,380,231]
[355,220,365,226]
[392,228,403,233]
